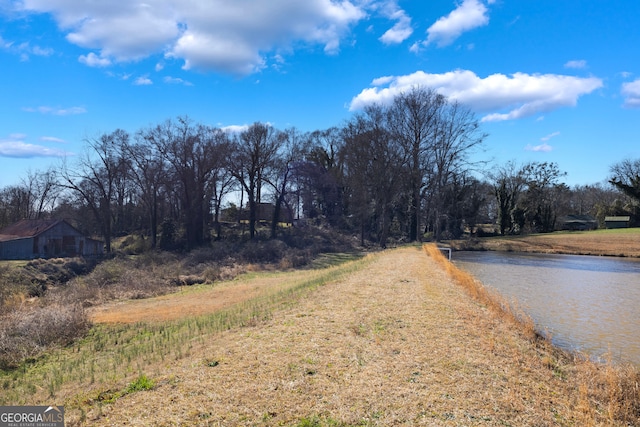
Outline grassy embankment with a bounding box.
[1,245,639,425]
[0,254,367,408]
[450,228,640,257]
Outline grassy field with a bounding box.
[450,228,640,257]
[1,246,638,426]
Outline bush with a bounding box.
[118,235,150,255]
[240,240,288,264]
[0,303,90,369]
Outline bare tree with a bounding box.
[24,168,59,219]
[206,136,234,240]
[59,129,130,253]
[0,185,32,226]
[264,127,304,238]
[609,158,640,203]
[425,100,486,240]
[122,133,167,248]
[297,127,344,225]
[342,105,404,247]
[489,161,527,235]
[146,117,230,248]
[229,122,284,239]
[520,162,567,233]
[387,86,446,242]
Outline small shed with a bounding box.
[0,219,103,260]
[604,216,631,229]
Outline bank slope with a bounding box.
[73,246,636,426]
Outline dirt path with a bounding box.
[76,246,603,426]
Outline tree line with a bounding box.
[0,87,638,252]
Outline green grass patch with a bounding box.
[125,374,155,393]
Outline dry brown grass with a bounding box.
[452,228,640,257]
[88,268,347,324]
[423,244,538,341]
[4,246,639,426]
[424,243,640,426]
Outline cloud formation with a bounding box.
[0,35,53,60]
[350,70,603,122]
[40,136,66,143]
[79,52,111,67]
[134,76,153,85]
[525,142,553,152]
[23,106,87,115]
[18,0,373,75]
[378,2,413,45]
[164,76,193,86]
[0,135,69,158]
[564,59,587,69]
[540,131,560,142]
[621,79,640,108]
[423,0,491,47]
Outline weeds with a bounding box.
[424,243,640,426]
[423,244,537,340]
[0,303,89,369]
[125,374,155,393]
[0,253,371,408]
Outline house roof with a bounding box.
[0,219,64,242]
[560,214,597,223]
[604,216,631,222]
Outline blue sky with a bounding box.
[1,0,639,187]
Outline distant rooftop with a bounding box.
[0,219,63,242]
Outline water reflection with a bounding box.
[453,251,640,365]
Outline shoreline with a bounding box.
[446,228,640,258]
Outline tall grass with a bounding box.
[424,243,640,425]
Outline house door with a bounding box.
[63,236,76,256]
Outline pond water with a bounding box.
[453,251,640,365]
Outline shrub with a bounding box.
[118,235,149,255]
[0,303,90,369]
[240,240,288,264]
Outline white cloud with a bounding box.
[134,76,153,85]
[163,76,193,86]
[525,143,553,153]
[40,136,66,143]
[221,124,249,134]
[0,35,11,49]
[23,106,87,115]
[30,45,54,56]
[564,59,587,69]
[18,0,368,75]
[378,2,413,45]
[621,79,640,108]
[0,135,69,158]
[0,36,53,59]
[79,52,111,67]
[350,70,603,122]
[423,0,490,47]
[540,131,560,142]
